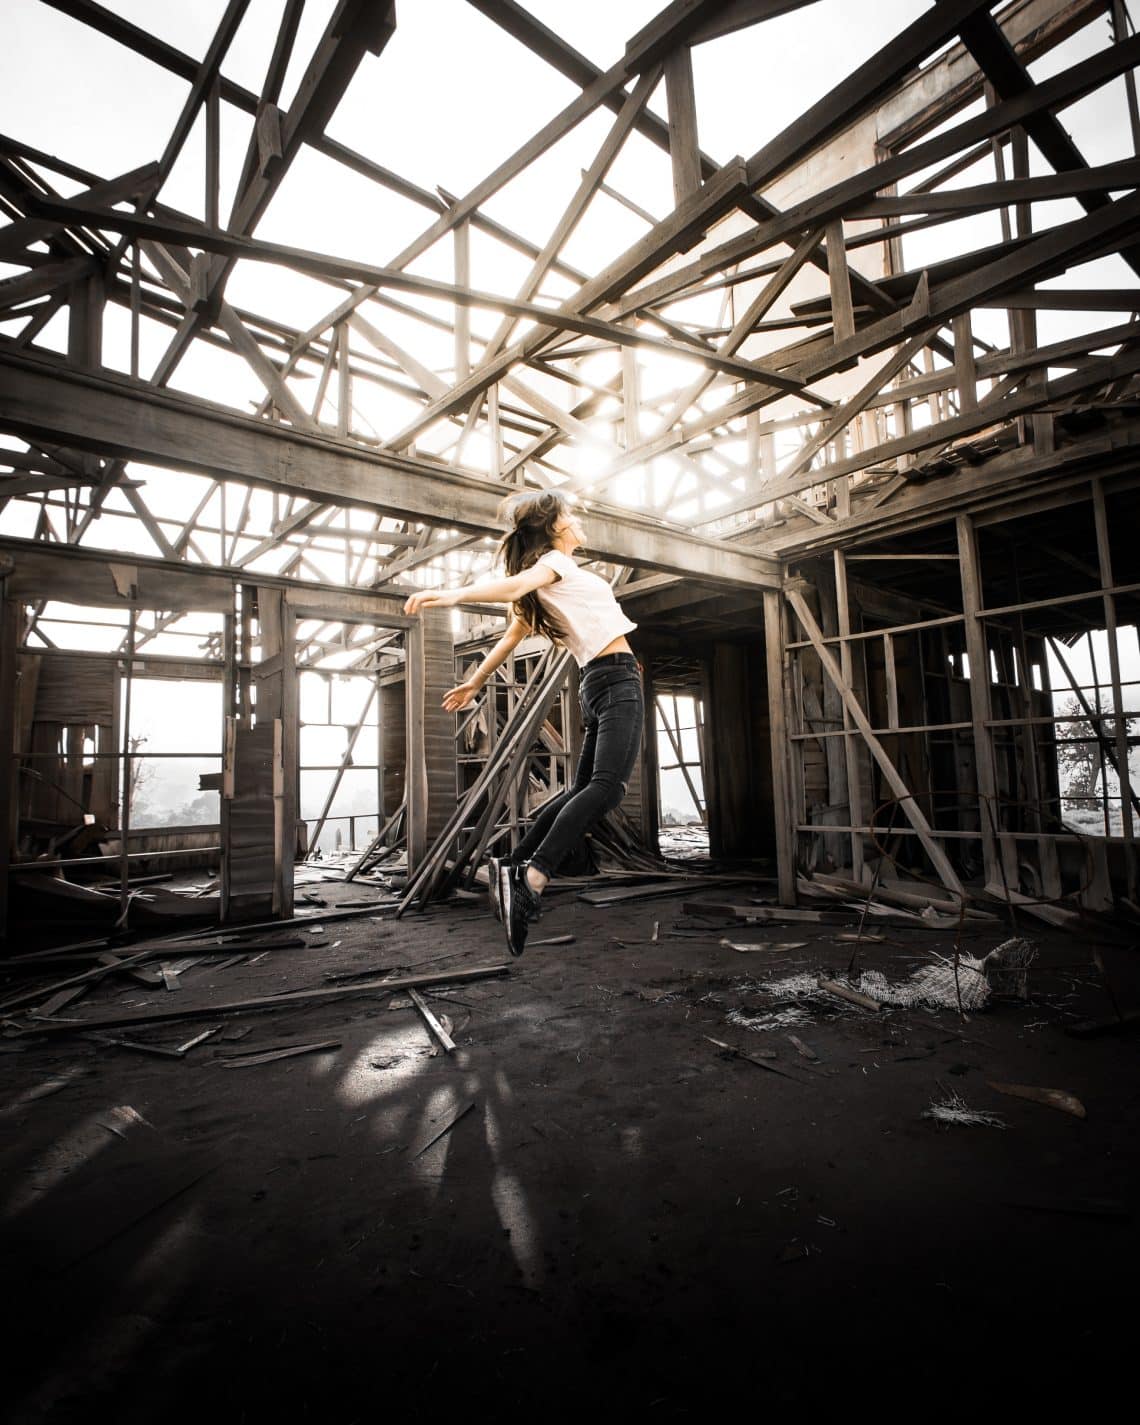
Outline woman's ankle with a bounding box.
[525,865,548,895]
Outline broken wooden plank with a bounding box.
[703,1034,811,1081]
[983,883,1082,929]
[720,937,808,952]
[685,900,851,924]
[987,1081,1086,1118]
[408,988,455,1054]
[578,875,761,906]
[9,963,510,1037]
[219,1039,341,1068]
[788,1034,821,1063]
[36,983,91,1016]
[817,977,881,1011]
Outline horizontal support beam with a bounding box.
[0,350,780,589]
[19,195,793,389]
[762,420,1140,557]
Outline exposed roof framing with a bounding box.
[0,0,1137,601]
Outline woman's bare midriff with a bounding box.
[595,634,633,658]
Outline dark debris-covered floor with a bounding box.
[2,878,1138,1420]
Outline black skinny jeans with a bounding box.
[514,653,644,880]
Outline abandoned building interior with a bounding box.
[1,0,1139,1416]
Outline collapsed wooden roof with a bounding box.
[1,0,1138,621]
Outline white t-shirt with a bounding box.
[533,549,637,667]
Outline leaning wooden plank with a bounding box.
[9,964,510,1038]
[219,1039,341,1068]
[987,1081,1086,1119]
[805,873,998,919]
[983,884,1081,930]
[408,989,455,1055]
[786,585,966,899]
[817,977,881,1011]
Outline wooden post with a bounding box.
[956,514,1003,889]
[786,583,965,899]
[454,219,470,383]
[764,591,797,905]
[220,606,235,920]
[0,585,18,940]
[664,45,701,205]
[1010,125,1054,455]
[119,609,136,921]
[206,77,221,230]
[1093,479,1136,899]
[405,617,428,871]
[1113,0,1140,154]
[488,384,502,481]
[336,322,351,438]
[816,571,850,871]
[834,551,865,881]
[953,311,978,413]
[826,219,854,514]
[883,633,899,730]
[623,344,641,500]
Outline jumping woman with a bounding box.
[403,490,643,956]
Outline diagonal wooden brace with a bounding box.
[784,582,966,900]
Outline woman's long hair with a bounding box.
[497,489,570,642]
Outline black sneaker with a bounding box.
[501,862,542,957]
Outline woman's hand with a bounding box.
[403,588,456,615]
[442,679,481,712]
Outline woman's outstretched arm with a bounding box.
[402,560,556,616]
[442,615,531,711]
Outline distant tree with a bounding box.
[126,735,155,819]
[1054,696,1138,797]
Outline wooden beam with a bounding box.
[665,46,701,204]
[955,513,1003,889]
[0,350,781,588]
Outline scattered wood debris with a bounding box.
[8,963,509,1038]
[817,977,881,1012]
[720,938,807,953]
[704,1034,811,1081]
[219,1039,341,1068]
[787,1034,820,1063]
[923,1090,1005,1128]
[987,1081,1087,1119]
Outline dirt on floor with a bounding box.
[2,876,1138,1421]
